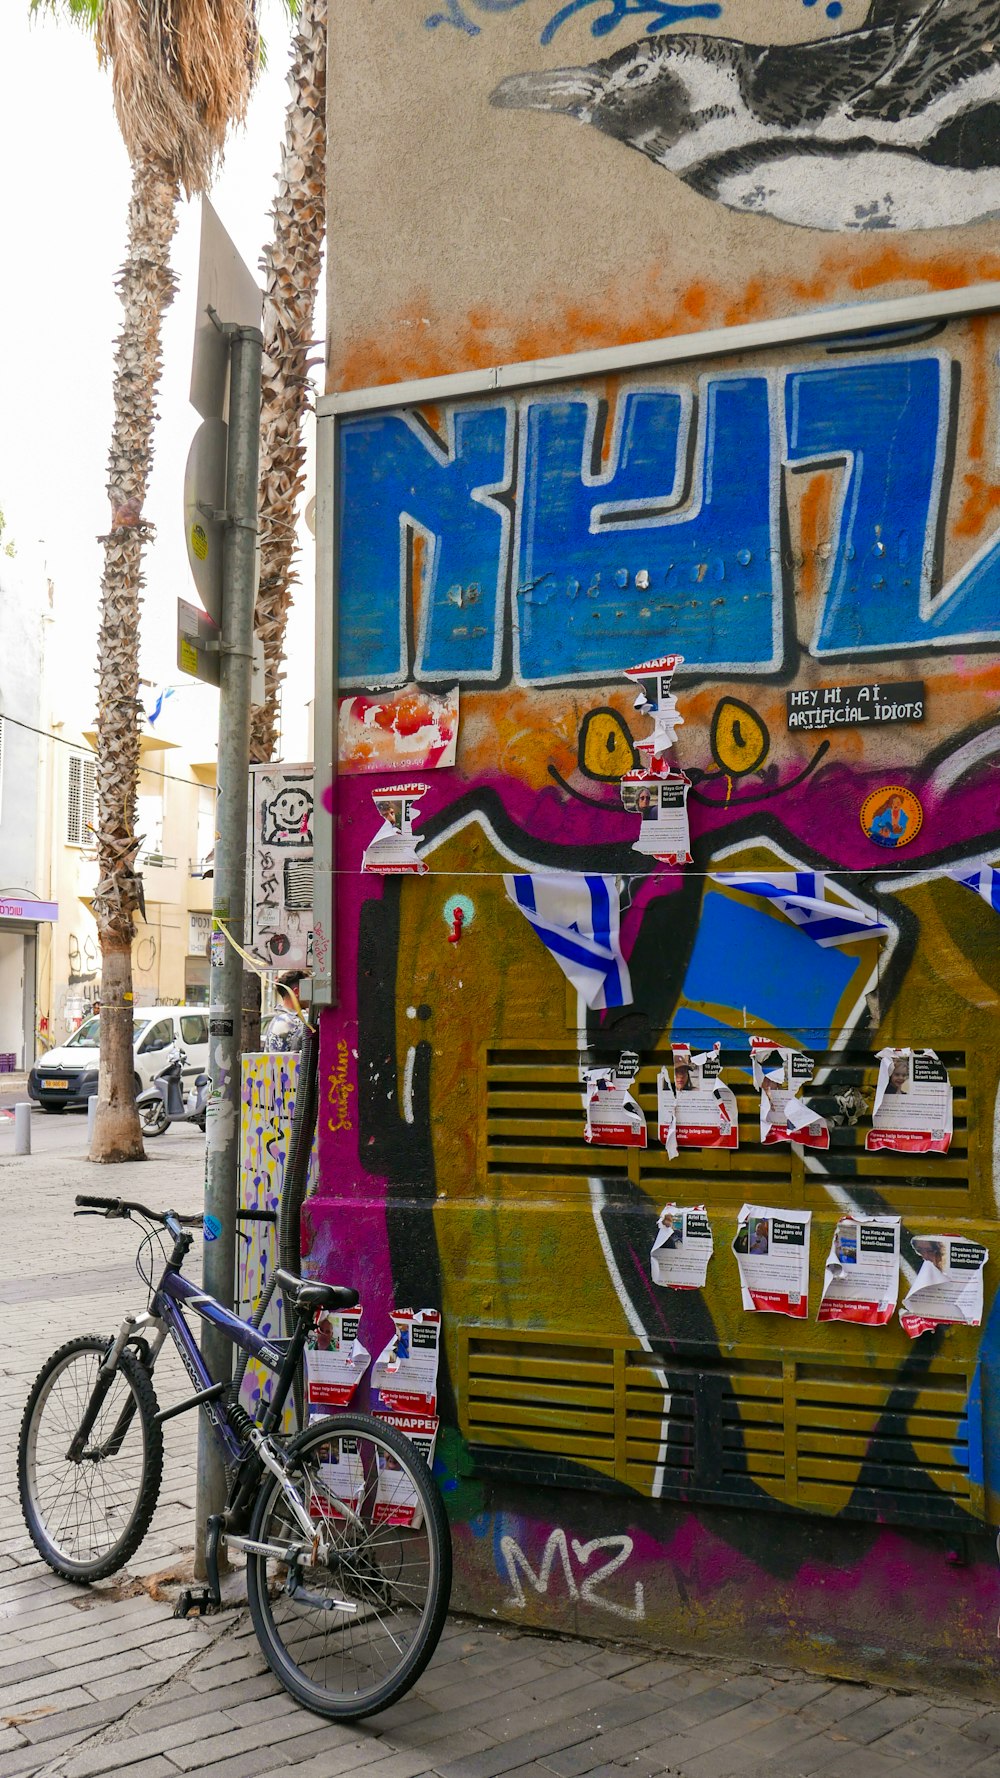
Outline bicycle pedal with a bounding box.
[173,1586,220,1619]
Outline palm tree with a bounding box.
[32,0,261,1160]
[250,0,326,763]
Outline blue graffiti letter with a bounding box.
[516,379,780,683]
[785,355,1000,655]
[338,406,510,685]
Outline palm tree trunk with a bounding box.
[91,158,179,1163]
[250,0,327,764]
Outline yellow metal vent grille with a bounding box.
[484,1048,972,1209]
[459,1328,984,1529]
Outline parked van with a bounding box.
[27,1007,211,1112]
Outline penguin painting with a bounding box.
[491,0,1000,232]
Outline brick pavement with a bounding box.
[3,1133,1000,1778]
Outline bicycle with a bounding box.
[17,1193,452,1720]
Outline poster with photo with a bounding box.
[900,1237,989,1338]
[372,1412,440,1529]
[361,783,429,875]
[621,765,692,865]
[657,1042,738,1157]
[582,1050,646,1149]
[305,1307,370,1413]
[866,1048,953,1155]
[312,1436,365,1519]
[818,1215,901,1327]
[650,1204,714,1289]
[750,1038,830,1151]
[370,1308,441,1418]
[733,1204,812,1319]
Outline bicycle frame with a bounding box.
[152,1269,294,1465]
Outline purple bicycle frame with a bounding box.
[154,1271,287,1465]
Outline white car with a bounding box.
[27,1007,211,1112]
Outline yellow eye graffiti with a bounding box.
[578,707,639,780]
[710,698,770,777]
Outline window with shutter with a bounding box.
[67,754,96,847]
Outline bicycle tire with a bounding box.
[18,1335,163,1583]
[245,1409,451,1719]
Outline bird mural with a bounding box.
[491,0,1000,232]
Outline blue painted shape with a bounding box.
[517,379,779,682]
[540,1,721,45]
[966,1283,1000,1493]
[680,893,856,1044]
[787,356,1000,656]
[338,405,510,685]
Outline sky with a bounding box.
[0,5,318,761]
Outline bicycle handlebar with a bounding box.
[74,1194,202,1227]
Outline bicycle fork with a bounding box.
[66,1312,167,1463]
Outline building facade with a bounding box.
[0,565,52,1068]
[39,689,217,1045]
[310,2,1000,1684]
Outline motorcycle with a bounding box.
[136,1044,210,1138]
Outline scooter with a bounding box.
[136,1044,210,1137]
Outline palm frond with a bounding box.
[29,0,104,26]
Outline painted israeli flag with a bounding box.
[503,874,633,1010]
[712,872,889,947]
[948,865,1000,911]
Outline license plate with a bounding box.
[43,1079,69,1091]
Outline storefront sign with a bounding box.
[786,683,925,730]
[0,899,59,923]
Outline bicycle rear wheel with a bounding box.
[245,1410,451,1719]
[18,1335,162,1582]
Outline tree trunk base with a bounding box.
[90,1110,147,1165]
[91,938,145,1163]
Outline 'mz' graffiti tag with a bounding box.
[500,1527,645,1621]
[338,354,1000,687]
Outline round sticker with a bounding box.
[190,522,209,562]
[203,1214,221,1242]
[860,785,923,849]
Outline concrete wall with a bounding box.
[316,2,1000,1684]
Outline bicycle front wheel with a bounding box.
[246,1410,451,1719]
[18,1335,162,1582]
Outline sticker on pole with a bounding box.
[203,1214,222,1242]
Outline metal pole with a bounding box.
[14,1103,31,1156]
[195,323,262,1571]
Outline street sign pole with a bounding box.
[194,320,262,1571]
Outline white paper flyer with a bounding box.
[900,1236,989,1338]
[582,1050,647,1149]
[373,1411,440,1529]
[650,1204,714,1289]
[657,1042,738,1157]
[866,1048,953,1156]
[621,763,692,865]
[370,1308,441,1417]
[312,1434,365,1519]
[818,1216,901,1326]
[750,1038,830,1151]
[733,1204,812,1319]
[625,654,685,758]
[361,783,429,875]
[305,1307,370,1412]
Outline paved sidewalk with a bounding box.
[3,1137,1000,1778]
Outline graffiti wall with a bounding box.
[317,0,1000,1683]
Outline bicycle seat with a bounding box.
[274,1268,359,1314]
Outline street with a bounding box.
[1,1130,999,1778]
